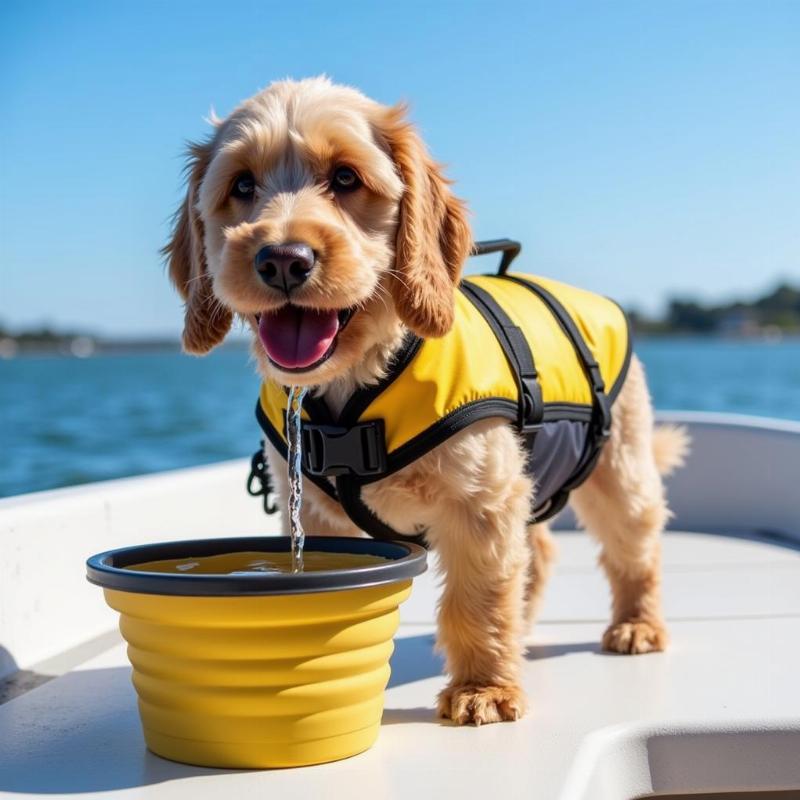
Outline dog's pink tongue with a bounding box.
[258,306,339,369]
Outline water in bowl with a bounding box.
[126,550,388,575]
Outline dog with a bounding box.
[165,76,688,726]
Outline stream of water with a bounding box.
[286,385,308,572]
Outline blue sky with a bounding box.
[1,1,798,336]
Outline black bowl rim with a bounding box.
[86,536,427,596]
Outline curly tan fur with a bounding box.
[571,356,675,654]
[163,141,233,354]
[166,77,686,726]
[375,105,472,338]
[523,522,558,627]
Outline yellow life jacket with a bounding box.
[254,266,631,545]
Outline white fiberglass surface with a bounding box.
[1,529,799,799]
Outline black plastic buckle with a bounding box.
[520,376,544,434]
[585,362,612,442]
[586,362,607,394]
[302,420,388,477]
[594,394,613,442]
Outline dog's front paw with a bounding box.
[602,619,668,654]
[437,684,527,726]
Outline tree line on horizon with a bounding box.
[629,282,800,336]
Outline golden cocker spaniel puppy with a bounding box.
[166,77,687,725]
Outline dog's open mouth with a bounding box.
[255,306,355,372]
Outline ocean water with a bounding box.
[1,338,798,498]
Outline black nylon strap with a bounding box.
[500,275,612,440]
[335,476,428,547]
[499,274,616,513]
[336,333,422,427]
[460,281,544,433]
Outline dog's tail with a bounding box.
[652,424,690,476]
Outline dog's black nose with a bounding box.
[254,243,315,292]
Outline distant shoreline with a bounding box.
[2,332,798,360]
[0,338,250,359]
[3,277,799,358]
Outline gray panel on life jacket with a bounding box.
[524,420,590,514]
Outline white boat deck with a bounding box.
[2,413,800,799]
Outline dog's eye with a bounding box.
[230,171,255,200]
[331,166,361,193]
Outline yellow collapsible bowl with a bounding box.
[86,536,426,768]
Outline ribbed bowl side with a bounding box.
[104,581,412,768]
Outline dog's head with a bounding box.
[165,77,471,386]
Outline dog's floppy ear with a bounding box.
[378,105,472,338]
[163,140,232,355]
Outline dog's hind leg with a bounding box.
[523,522,557,628]
[569,355,670,654]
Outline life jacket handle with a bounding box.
[470,239,522,275]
